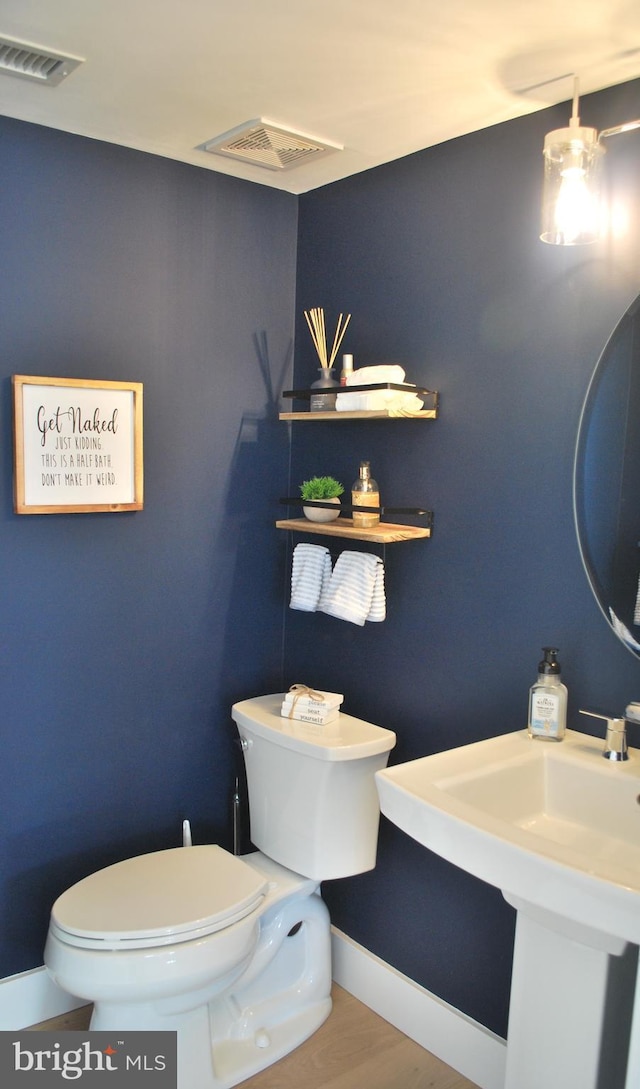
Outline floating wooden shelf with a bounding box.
[280,382,438,421]
[279,407,437,420]
[275,518,431,543]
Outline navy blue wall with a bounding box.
[3,76,640,1043]
[289,79,640,1036]
[0,117,297,979]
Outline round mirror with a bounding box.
[574,293,640,657]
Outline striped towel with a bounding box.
[319,551,386,626]
[634,574,640,625]
[290,543,332,612]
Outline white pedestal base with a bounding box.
[504,895,637,1089]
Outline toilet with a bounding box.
[44,694,396,1089]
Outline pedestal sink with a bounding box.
[375,728,640,1089]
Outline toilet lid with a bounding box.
[50,845,268,950]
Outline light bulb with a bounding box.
[541,126,603,245]
[554,166,599,244]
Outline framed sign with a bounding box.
[12,375,144,514]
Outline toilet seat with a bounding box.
[50,845,268,950]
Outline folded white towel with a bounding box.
[345,365,406,387]
[290,543,332,612]
[336,390,423,413]
[319,551,386,626]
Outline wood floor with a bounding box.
[29,984,479,1089]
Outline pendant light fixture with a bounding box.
[540,77,640,246]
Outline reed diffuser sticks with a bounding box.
[304,308,351,370]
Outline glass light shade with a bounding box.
[541,126,604,245]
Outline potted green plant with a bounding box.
[299,475,344,522]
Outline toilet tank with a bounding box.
[231,694,396,881]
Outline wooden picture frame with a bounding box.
[12,375,144,514]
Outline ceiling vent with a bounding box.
[0,34,83,86]
[197,119,342,171]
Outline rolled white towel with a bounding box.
[319,551,386,626]
[387,393,424,414]
[290,543,332,612]
[345,364,406,387]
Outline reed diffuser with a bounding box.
[304,308,351,411]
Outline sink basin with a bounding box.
[376,728,640,946]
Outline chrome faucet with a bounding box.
[579,710,628,761]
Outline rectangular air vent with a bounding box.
[0,34,83,86]
[197,120,342,172]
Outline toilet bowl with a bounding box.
[44,695,396,1089]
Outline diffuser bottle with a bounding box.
[351,461,380,528]
[309,368,338,411]
[527,647,567,742]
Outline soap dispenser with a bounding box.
[351,461,380,528]
[527,647,567,742]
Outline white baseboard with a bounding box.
[1,935,507,1089]
[0,966,83,1030]
[331,927,506,1089]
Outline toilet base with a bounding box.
[91,994,332,1089]
[85,876,333,1089]
[211,998,332,1087]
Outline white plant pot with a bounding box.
[303,497,341,523]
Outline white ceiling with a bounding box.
[1,1,639,194]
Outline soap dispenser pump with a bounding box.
[527,647,567,742]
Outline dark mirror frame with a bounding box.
[574,293,640,658]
